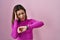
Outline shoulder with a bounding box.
[27,19,36,21]
[27,19,44,23]
[27,19,38,23]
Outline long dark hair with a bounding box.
[11,4,27,24]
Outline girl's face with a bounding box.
[16,9,26,21]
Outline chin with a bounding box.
[21,19,25,21]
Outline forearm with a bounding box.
[11,20,18,39]
[29,21,44,29]
[27,19,44,29]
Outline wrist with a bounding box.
[26,26,29,30]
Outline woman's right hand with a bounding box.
[17,27,24,33]
[15,13,18,20]
[17,26,27,33]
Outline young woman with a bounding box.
[11,4,44,40]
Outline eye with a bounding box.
[22,13,24,14]
[17,13,20,16]
[19,14,20,15]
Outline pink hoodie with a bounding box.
[11,19,44,40]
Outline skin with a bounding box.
[15,9,27,33]
[16,9,26,21]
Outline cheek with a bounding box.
[18,16,21,18]
[23,14,26,17]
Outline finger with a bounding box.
[15,13,18,20]
[17,27,21,33]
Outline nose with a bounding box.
[20,15,23,18]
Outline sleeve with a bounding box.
[11,20,19,39]
[27,19,44,29]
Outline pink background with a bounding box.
[0,0,60,40]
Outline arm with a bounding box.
[27,19,44,29]
[11,20,19,39]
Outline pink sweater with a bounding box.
[11,19,44,40]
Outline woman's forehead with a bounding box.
[17,10,25,14]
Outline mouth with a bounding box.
[20,17,25,21]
